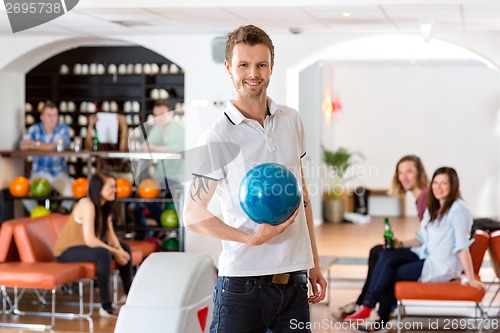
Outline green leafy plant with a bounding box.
[322,146,364,199]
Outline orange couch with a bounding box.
[0,217,87,329]
[12,213,155,303]
[0,213,157,328]
[394,229,490,332]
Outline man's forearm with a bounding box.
[184,209,252,244]
[20,140,56,151]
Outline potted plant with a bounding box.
[322,146,364,223]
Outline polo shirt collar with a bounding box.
[224,98,279,126]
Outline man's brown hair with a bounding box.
[41,100,57,113]
[154,100,172,110]
[225,25,275,64]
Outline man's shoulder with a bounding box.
[28,122,42,132]
[273,104,302,121]
[210,113,234,131]
[171,120,185,131]
[56,123,70,131]
[276,103,297,112]
[418,186,430,200]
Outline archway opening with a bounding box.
[295,34,498,220]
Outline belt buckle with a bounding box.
[272,273,290,284]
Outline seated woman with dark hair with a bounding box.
[53,173,133,317]
[345,167,485,332]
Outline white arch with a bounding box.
[288,33,500,218]
[0,36,182,73]
[287,34,498,109]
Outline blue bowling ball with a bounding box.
[239,163,302,225]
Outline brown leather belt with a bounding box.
[249,270,308,285]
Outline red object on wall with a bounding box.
[331,94,342,113]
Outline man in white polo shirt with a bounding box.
[184,25,326,332]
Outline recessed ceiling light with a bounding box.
[342,12,352,17]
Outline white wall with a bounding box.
[298,63,323,225]
[322,64,499,216]
[0,72,25,188]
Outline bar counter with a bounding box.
[0,149,182,160]
[0,149,183,178]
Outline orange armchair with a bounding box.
[394,229,489,333]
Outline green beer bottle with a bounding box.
[383,217,395,250]
[92,127,100,151]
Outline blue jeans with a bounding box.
[210,276,310,333]
[356,244,384,305]
[363,248,424,321]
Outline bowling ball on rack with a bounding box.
[116,178,133,198]
[160,209,179,228]
[162,237,179,252]
[138,179,160,198]
[9,176,30,197]
[239,163,302,226]
[30,178,52,197]
[71,177,88,198]
[31,205,51,219]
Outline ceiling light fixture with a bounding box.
[420,20,433,43]
[342,12,351,17]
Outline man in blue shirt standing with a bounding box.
[20,101,73,213]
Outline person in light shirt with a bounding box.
[131,100,184,240]
[20,100,73,213]
[183,25,326,332]
[333,155,429,320]
[345,167,484,332]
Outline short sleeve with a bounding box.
[24,124,37,141]
[145,126,162,145]
[450,201,473,253]
[170,123,185,152]
[415,187,429,221]
[190,130,239,181]
[297,113,306,158]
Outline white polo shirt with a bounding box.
[193,98,314,276]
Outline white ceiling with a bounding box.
[1,0,500,37]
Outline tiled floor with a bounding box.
[1,216,499,332]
